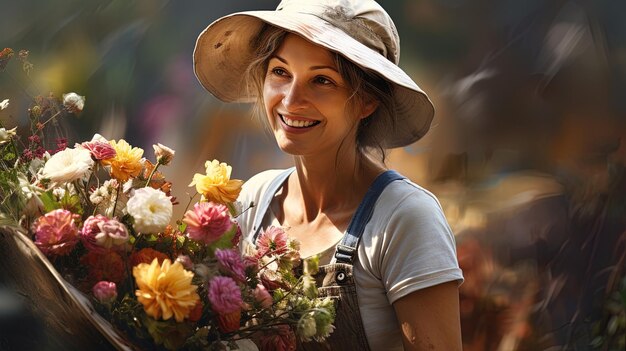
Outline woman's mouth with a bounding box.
[279,114,320,129]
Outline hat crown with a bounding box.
[276,0,400,64]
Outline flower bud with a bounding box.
[153,143,175,166]
[0,126,17,145]
[62,92,85,113]
[253,284,273,309]
[92,281,117,303]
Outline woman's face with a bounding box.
[263,33,371,158]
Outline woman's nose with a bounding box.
[282,79,308,111]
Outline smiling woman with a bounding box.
[193,0,464,350]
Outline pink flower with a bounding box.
[92,281,117,303]
[81,215,107,250]
[256,226,289,258]
[257,325,297,351]
[183,202,232,245]
[98,218,130,248]
[253,284,273,309]
[33,209,79,256]
[80,215,129,252]
[215,248,246,283]
[207,276,242,315]
[82,140,116,160]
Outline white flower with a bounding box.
[126,187,172,233]
[17,172,44,216]
[90,180,127,217]
[52,187,66,201]
[0,99,9,110]
[62,92,85,113]
[0,127,17,145]
[297,312,318,341]
[41,147,94,184]
[153,143,175,165]
[90,133,108,143]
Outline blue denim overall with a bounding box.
[251,168,405,350]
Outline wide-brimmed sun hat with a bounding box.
[193,0,435,148]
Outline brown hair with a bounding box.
[245,24,396,162]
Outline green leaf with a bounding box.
[207,223,237,254]
[40,191,60,212]
[3,152,15,161]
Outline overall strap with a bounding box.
[334,170,405,264]
[251,167,295,243]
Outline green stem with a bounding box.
[144,161,161,187]
[111,185,120,217]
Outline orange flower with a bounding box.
[133,258,199,322]
[130,248,169,267]
[101,139,143,182]
[189,159,243,204]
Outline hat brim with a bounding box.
[193,11,434,148]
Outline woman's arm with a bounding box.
[393,281,462,351]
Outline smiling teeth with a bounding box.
[281,115,318,128]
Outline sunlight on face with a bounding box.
[262,33,364,158]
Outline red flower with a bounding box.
[256,325,296,351]
[80,250,126,286]
[130,248,169,267]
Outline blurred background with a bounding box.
[1,0,625,350]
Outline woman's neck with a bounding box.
[289,149,384,220]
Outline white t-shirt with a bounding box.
[237,169,464,350]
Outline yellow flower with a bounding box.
[133,258,200,322]
[189,159,243,204]
[102,139,144,182]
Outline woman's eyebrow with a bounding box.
[270,54,338,73]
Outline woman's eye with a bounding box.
[314,76,334,85]
[271,68,287,76]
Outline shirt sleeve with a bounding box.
[377,182,464,304]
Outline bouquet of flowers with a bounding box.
[0,48,334,350]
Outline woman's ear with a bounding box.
[359,97,380,120]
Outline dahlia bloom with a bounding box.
[215,248,246,283]
[126,187,172,234]
[101,139,143,182]
[130,248,169,267]
[82,140,116,160]
[256,226,289,258]
[183,201,232,244]
[33,209,79,256]
[189,159,243,204]
[80,250,127,286]
[133,258,199,322]
[92,281,117,303]
[41,147,94,183]
[208,276,242,315]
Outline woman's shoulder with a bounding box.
[239,169,290,204]
[378,177,444,215]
